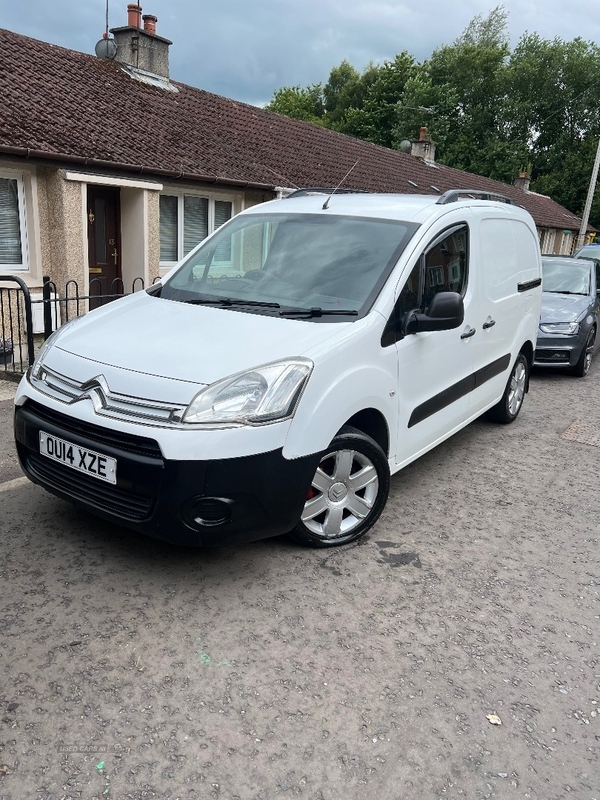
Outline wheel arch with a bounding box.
[519,340,534,391]
[283,365,396,461]
[341,408,390,456]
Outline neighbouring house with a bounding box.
[0,5,590,316]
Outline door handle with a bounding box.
[483,319,496,329]
[111,248,118,265]
[461,327,476,339]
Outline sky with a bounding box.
[2,0,600,106]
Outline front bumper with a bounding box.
[534,331,586,368]
[14,400,319,547]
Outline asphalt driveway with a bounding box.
[0,366,598,800]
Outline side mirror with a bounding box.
[404,291,464,335]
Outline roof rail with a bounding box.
[285,187,367,198]
[436,189,514,205]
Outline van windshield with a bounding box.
[159,212,417,318]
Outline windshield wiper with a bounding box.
[184,297,281,308]
[279,307,359,318]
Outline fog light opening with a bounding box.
[186,497,233,528]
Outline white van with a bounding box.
[14,190,542,548]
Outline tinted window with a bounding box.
[398,224,468,321]
[382,224,468,346]
[161,212,418,317]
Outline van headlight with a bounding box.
[183,358,313,425]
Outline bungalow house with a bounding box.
[0,5,589,310]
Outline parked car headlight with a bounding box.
[30,317,82,380]
[183,358,313,425]
[539,322,580,335]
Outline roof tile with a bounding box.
[0,28,584,230]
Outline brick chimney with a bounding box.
[410,127,436,165]
[127,4,142,27]
[142,14,157,34]
[514,171,531,192]
[110,3,172,79]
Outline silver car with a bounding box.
[534,256,600,376]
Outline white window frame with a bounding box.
[560,231,573,255]
[0,168,29,272]
[159,189,236,268]
[541,229,556,255]
[428,265,444,287]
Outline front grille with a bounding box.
[25,400,163,459]
[32,367,186,425]
[535,349,570,363]
[26,452,155,521]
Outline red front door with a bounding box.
[87,186,121,310]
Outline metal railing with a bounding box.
[0,275,35,379]
[0,274,158,377]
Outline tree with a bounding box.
[505,34,600,221]
[265,84,325,125]
[393,7,524,180]
[322,60,364,124]
[457,5,509,48]
[263,6,600,225]
[347,54,416,147]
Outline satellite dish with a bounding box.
[399,140,412,154]
[95,37,117,59]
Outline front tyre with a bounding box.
[572,327,595,377]
[290,425,390,548]
[487,353,529,424]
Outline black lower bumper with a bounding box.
[14,401,319,547]
[534,333,584,367]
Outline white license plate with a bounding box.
[39,432,117,485]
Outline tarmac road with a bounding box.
[0,364,598,800]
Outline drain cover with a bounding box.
[561,419,600,448]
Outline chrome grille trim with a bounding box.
[30,366,188,425]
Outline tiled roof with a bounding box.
[0,27,585,231]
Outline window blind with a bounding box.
[213,200,233,262]
[159,195,178,262]
[183,196,208,255]
[0,178,23,265]
[214,200,232,229]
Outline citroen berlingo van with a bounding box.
[14,189,542,548]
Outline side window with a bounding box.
[398,225,468,317]
[0,175,27,271]
[421,226,468,311]
[596,262,600,293]
[383,224,468,347]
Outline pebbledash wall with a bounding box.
[3,158,271,299]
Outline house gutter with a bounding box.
[0,144,276,192]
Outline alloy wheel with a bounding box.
[301,449,380,540]
[583,331,595,375]
[508,360,526,417]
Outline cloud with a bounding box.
[3,0,600,105]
